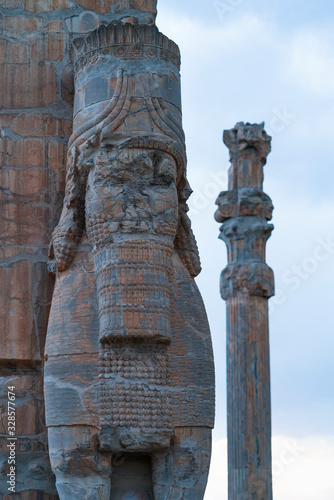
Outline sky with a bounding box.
[156,1,334,498]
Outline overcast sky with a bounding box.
[156,1,334,498]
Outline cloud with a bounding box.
[205,438,227,500]
[273,436,334,500]
[157,11,269,54]
[288,30,334,96]
[205,436,334,499]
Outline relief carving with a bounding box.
[44,16,214,500]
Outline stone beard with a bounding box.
[44,19,215,500]
[88,146,178,452]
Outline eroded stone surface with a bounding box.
[44,7,214,500]
[1,1,214,497]
[0,5,78,497]
[215,122,274,500]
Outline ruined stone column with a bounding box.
[215,122,275,500]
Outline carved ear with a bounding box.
[174,179,201,277]
[77,129,102,171]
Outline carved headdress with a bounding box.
[50,20,200,277]
[69,22,186,181]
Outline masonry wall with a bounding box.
[0,2,122,497]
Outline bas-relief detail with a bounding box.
[45,16,214,500]
[72,24,181,74]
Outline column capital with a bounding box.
[215,121,275,299]
[223,122,271,190]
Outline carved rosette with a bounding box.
[71,23,181,74]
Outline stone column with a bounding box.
[215,122,275,500]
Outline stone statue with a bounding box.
[44,3,215,498]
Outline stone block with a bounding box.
[64,14,101,34]
[0,246,38,261]
[0,166,8,191]
[0,113,17,128]
[1,62,57,109]
[4,16,44,32]
[8,168,48,198]
[31,35,66,62]
[114,0,157,13]
[0,39,6,64]
[11,114,53,137]
[45,354,99,427]
[0,374,45,435]
[47,140,67,174]
[74,0,114,13]
[23,0,72,12]
[45,19,63,32]
[131,0,157,13]
[0,261,51,361]
[84,76,108,107]
[74,0,101,9]
[2,202,50,245]
[2,0,23,7]
[7,41,30,64]
[11,114,72,139]
[5,138,44,167]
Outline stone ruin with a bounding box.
[215,122,274,500]
[0,1,276,499]
[0,1,215,499]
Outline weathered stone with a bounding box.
[23,0,72,12]
[1,62,58,108]
[0,261,52,362]
[31,35,66,62]
[0,3,89,497]
[11,114,72,138]
[215,122,274,500]
[44,7,214,499]
[0,369,57,498]
[6,41,30,63]
[2,0,23,8]
[1,1,214,497]
[60,65,74,104]
[45,19,63,32]
[4,16,44,32]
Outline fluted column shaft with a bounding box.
[215,122,275,500]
